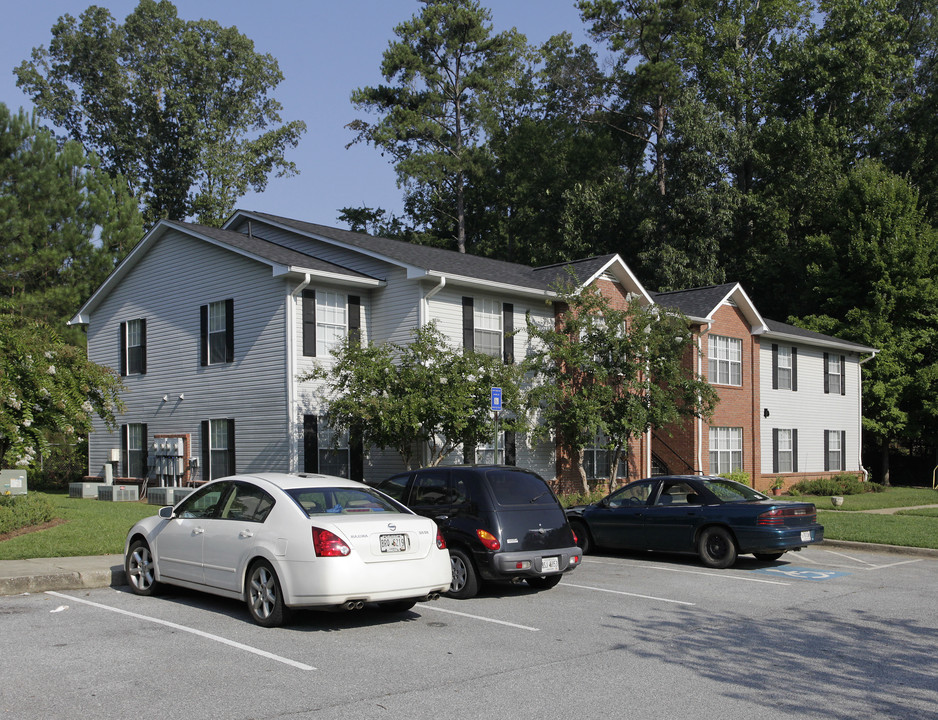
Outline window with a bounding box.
[201,419,235,480]
[824,353,846,395]
[773,428,798,473]
[583,433,628,481]
[201,299,233,365]
[772,344,797,391]
[708,335,742,386]
[122,423,147,478]
[474,298,502,358]
[825,430,845,472]
[120,319,146,375]
[303,416,349,477]
[709,427,743,475]
[221,482,275,523]
[302,290,361,357]
[316,291,347,356]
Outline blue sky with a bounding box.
[3,0,591,227]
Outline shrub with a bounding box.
[789,474,885,496]
[720,470,751,487]
[0,493,58,535]
[559,488,607,508]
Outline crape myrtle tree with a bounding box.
[0,310,124,470]
[301,324,525,470]
[525,281,716,492]
[15,0,306,226]
[347,0,526,253]
[0,103,142,342]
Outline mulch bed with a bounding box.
[0,518,67,543]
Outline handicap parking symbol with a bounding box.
[755,566,850,581]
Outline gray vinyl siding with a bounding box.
[759,339,862,475]
[85,229,290,479]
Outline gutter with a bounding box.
[421,276,446,326]
[287,274,311,472]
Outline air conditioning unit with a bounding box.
[98,485,139,502]
[1,470,27,496]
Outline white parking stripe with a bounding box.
[45,592,315,671]
[563,582,695,605]
[415,603,539,631]
[583,558,790,585]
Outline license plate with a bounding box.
[380,534,407,552]
[542,556,559,572]
[801,531,812,542]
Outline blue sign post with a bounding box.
[491,388,502,463]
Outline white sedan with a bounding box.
[124,473,452,626]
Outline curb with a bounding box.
[819,539,938,559]
[0,556,126,597]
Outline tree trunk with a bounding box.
[576,447,589,494]
[879,437,891,486]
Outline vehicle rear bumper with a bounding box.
[735,525,824,553]
[482,545,582,580]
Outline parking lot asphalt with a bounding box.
[2,540,937,597]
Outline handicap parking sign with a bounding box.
[491,387,502,411]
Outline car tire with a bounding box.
[569,520,593,555]
[526,574,562,590]
[246,559,288,627]
[753,552,785,562]
[445,548,479,599]
[377,599,418,612]
[698,526,738,569]
[125,539,159,596]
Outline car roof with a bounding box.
[211,473,369,491]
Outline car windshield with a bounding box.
[286,487,401,516]
[484,469,557,506]
[700,478,768,502]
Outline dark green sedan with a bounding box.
[566,475,823,568]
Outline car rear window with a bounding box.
[483,469,557,507]
[701,478,767,502]
[286,487,404,516]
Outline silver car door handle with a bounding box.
[193,527,204,535]
[239,530,254,538]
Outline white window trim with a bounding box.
[708,335,742,386]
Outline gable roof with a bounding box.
[227,211,653,301]
[653,283,768,332]
[69,219,383,325]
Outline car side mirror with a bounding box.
[158,505,174,519]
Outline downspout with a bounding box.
[858,350,878,481]
[287,274,311,472]
[421,276,446,327]
[697,323,711,473]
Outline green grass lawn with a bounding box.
[817,510,938,549]
[0,492,157,561]
[795,486,938,511]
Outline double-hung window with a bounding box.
[708,335,742,386]
[122,423,147,478]
[474,298,502,358]
[201,299,234,365]
[316,291,347,356]
[202,418,235,480]
[824,353,846,395]
[773,428,798,473]
[772,344,797,391]
[709,427,742,475]
[825,430,845,472]
[120,319,146,375]
[584,432,627,481]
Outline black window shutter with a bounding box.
[823,352,830,394]
[503,303,514,364]
[823,431,830,472]
[119,323,127,376]
[303,415,318,473]
[463,442,475,465]
[302,290,316,357]
[141,424,148,477]
[225,299,234,363]
[771,344,778,390]
[791,347,797,391]
[792,429,799,472]
[200,305,209,366]
[348,295,361,346]
[139,319,147,374]
[772,428,779,474]
[840,355,846,395]
[350,430,364,481]
[121,424,129,477]
[505,431,516,466]
[201,420,210,479]
[227,418,236,475]
[841,430,847,469]
[462,297,474,351]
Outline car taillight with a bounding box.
[757,506,817,526]
[312,527,351,557]
[572,530,578,545]
[477,529,500,551]
[436,528,447,550]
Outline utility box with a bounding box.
[1,469,28,496]
[69,482,100,499]
[147,487,192,506]
[98,485,139,502]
